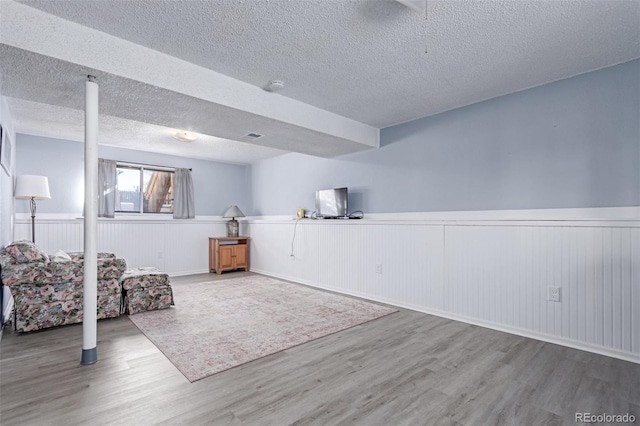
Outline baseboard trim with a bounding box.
[168,269,210,277]
[252,268,640,365]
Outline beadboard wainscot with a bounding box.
[245,207,640,364]
[13,214,229,276]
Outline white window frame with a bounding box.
[115,161,175,215]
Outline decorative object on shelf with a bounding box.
[14,175,51,243]
[223,205,245,237]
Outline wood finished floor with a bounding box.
[1,272,638,426]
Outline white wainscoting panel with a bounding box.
[13,218,227,276]
[444,225,639,355]
[248,221,444,308]
[12,213,640,362]
[246,218,640,363]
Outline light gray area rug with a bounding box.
[128,275,397,382]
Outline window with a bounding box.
[115,163,175,214]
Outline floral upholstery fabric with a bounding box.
[0,244,127,332]
[0,258,126,286]
[69,252,116,261]
[13,293,121,333]
[4,240,49,264]
[13,278,121,304]
[121,268,174,314]
[124,286,174,315]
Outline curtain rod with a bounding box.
[114,160,192,171]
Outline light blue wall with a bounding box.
[251,60,640,215]
[15,135,251,216]
[12,60,640,217]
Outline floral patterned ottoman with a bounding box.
[121,268,174,314]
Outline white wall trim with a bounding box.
[169,269,210,277]
[15,213,228,222]
[364,206,640,221]
[248,218,639,228]
[248,206,640,223]
[252,267,640,365]
[17,206,639,224]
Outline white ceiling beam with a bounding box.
[0,0,379,153]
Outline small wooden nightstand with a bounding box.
[209,237,250,275]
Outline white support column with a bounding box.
[81,75,99,365]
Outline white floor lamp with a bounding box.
[14,175,51,243]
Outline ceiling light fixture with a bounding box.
[265,80,285,92]
[172,130,198,142]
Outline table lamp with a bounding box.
[223,205,245,237]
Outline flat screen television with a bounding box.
[315,187,348,218]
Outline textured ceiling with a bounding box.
[7,98,287,164]
[0,44,372,159]
[2,0,639,164]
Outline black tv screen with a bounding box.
[315,187,348,218]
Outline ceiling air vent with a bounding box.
[244,132,263,140]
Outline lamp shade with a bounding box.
[15,175,51,199]
[223,205,245,219]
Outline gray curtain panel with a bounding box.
[173,168,195,219]
[98,158,117,218]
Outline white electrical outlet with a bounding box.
[547,286,561,302]
[375,264,383,274]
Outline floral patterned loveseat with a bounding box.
[0,241,127,332]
